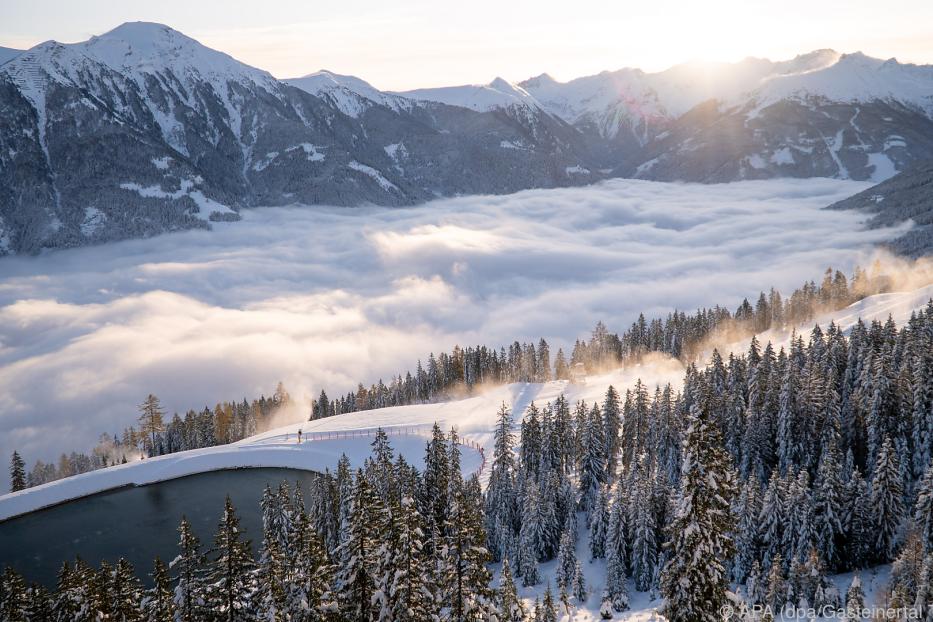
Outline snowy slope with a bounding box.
[728,282,933,358]
[0,46,21,66]
[0,428,482,522]
[746,52,933,116]
[400,77,543,112]
[519,51,844,133]
[286,69,411,117]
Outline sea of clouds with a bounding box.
[0,177,908,481]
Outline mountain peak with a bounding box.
[78,21,274,86]
[488,76,513,91]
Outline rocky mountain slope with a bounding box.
[0,23,597,254]
[2,22,933,254]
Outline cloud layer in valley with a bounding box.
[0,177,908,480]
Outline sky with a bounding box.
[1,0,932,90]
[0,176,909,485]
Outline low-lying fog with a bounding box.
[0,177,904,479]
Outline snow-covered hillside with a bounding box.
[286,69,411,117]
[4,281,930,522]
[0,46,20,66]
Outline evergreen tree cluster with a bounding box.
[13,387,292,490]
[1,428,506,621]
[482,301,933,619]
[569,267,883,371]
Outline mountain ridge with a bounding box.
[2,21,933,254]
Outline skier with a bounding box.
[298,428,302,444]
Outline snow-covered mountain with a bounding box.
[286,69,411,117]
[3,21,933,254]
[400,77,542,112]
[0,22,599,254]
[518,51,933,181]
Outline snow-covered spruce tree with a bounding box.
[813,441,847,570]
[0,567,28,621]
[205,496,256,621]
[486,403,517,562]
[888,530,925,611]
[110,558,143,622]
[443,474,494,621]
[845,466,873,569]
[520,403,542,478]
[555,528,577,592]
[844,575,866,615]
[758,470,784,570]
[24,583,52,620]
[51,562,81,621]
[172,516,207,622]
[578,403,606,513]
[290,507,337,621]
[784,469,814,563]
[256,525,288,620]
[143,558,174,622]
[603,535,629,613]
[763,554,786,612]
[497,559,525,622]
[604,480,630,612]
[539,584,558,622]
[603,386,622,479]
[660,384,737,622]
[630,462,658,593]
[536,472,561,561]
[733,476,762,583]
[915,465,933,554]
[9,451,26,492]
[420,424,449,557]
[371,429,399,501]
[386,496,433,622]
[335,471,380,621]
[571,561,587,603]
[870,436,905,562]
[589,485,609,560]
[743,560,764,607]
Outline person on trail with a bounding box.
[298,429,302,444]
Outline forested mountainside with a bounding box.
[829,161,933,256]
[3,22,933,254]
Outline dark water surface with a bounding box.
[0,468,320,587]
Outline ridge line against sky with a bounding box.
[2,0,932,90]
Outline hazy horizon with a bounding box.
[2,0,932,90]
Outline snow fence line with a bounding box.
[0,425,486,522]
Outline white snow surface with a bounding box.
[286,69,410,117]
[400,77,542,112]
[348,160,398,191]
[0,46,22,66]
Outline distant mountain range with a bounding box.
[1,22,932,254]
